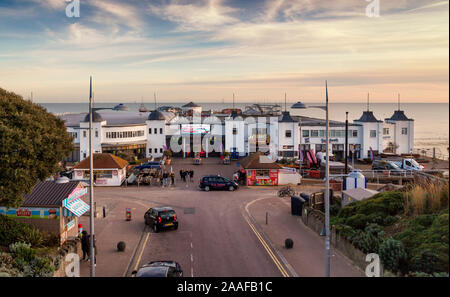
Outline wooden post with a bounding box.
[266,212,268,225]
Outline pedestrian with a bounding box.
[189,169,194,182]
[180,169,184,182]
[170,172,175,186]
[159,174,163,187]
[163,171,169,187]
[81,230,89,261]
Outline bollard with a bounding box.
[102,206,106,218]
[266,212,268,225]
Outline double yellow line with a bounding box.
[131,231,150,276]
[244,215,290,277]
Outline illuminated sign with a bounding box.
[181,124,210,134]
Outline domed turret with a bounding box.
[83,111,103,122]
[148,110,166,121]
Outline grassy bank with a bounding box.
[331,182,449,276]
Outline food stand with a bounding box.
[0,178,90,245]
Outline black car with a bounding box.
[372,160,404,175]
[144,207,178,232]
[199,175,238,192]
[132,261,183,277]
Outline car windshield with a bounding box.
[410,159,420,167]
[387,163,400,169]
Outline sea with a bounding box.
[39,102,449,159]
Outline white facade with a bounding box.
[63,107,414,162]
[146,119,166,158]
[73,167,126,186]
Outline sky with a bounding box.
[0,0,448,103]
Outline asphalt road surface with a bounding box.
[126,186,284,277]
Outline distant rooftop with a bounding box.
[355,111,382,123]
[385,110,413,121]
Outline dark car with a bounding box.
[132,261,183,277]
[199,175,238,192]
[144,207,178,232]
[372,160,404,175]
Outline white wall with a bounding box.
[225,117,246,155]
[278,121,299,159]
[79,121,105,161]
[146,120,166,158]
[355,121,383,158]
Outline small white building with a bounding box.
[72,153,128,186]
[342,188,379,207]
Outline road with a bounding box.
[122,186,284,277]
[79,158,359,277]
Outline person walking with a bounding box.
[189,169,194,182]
[163,171,169,187]
[170,172,175,186]
[81,230,89,262]
[180,169,185,182]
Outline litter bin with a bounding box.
[291,196,305,216]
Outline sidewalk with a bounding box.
[247,196,363,277]
[79,192,152,277]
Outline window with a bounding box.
[160,128,163,134]
[302,130,309,137]
[95,130,98,138]
[154,128,157,134]
[311,130,319,137]
[83,131,87,138]
[285,130,292,138]
[319,130,325,137]
[370,130,377,138]
[83,153,86,158]
[232,128,237,135]
[149,148,152,154]
[402,128,408,135]
[352,130,358,138]
[383,128,389,135]
[160,148,163,153]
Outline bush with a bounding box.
[349,224,385,254]
[379,237,407,274]
[31,257,54,277]
[9,242,36,262]
[0,215,45,247]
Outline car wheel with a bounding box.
[205,186,210,192]
[228,185,235,191]
[153,224,159,233]
[174,225,178,230]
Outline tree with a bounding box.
[0,88,74,207]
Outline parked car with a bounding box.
[132,261,183,277]
[199,175,238,192]
[390,158,424,171]
[372,160,404,175]
[144,207,178,232]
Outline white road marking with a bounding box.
[190,242,193,249]
[190,254,194,262]
[191,267,194,277]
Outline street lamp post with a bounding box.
[89,76,95,277]
[291,80,331,277]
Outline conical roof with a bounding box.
[386,110,413,121]
[355,111,381,123]
[182,101,200,108]
[279,111,296,123]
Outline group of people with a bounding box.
[179,169,194,183]
[160,170,175,187]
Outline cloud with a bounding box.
[148,0,239,31]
